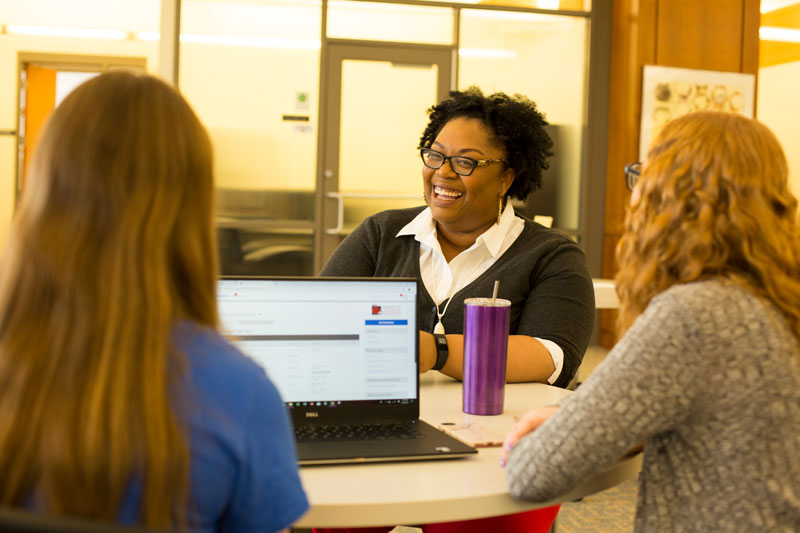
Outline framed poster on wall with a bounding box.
[639,66,756,160]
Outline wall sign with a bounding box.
[639,66,755,160]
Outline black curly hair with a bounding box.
[418,86,553,201]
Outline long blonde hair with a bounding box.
[616,111,800,339]
[0,71,218,529]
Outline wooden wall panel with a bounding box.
[599,0,761,348]
[655,0,744,71]
[599,0,657,348]
[598,233,620,347]
[604,0,656,239]
[741,0,761,74]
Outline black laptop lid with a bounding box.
[218,276,420,426]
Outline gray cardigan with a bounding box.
[321,207,595,388]
[506,280,800,531]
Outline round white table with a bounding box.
[295,374,641,528]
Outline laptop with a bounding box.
[217,276,477,465]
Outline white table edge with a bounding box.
[295,453,642,528]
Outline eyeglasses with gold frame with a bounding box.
[420,148,506,177]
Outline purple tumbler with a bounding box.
[462,297,510,415]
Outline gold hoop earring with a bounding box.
[497,196,504,224]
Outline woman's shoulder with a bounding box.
[175,321,255,366]
[174,321,289,448]
[174,323,307,532]
[174,321,278,401]
[655,279,758,311]
[650,279,791,337]
[364,206,426,229]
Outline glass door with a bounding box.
[317,42,452,271]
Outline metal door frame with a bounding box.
[314,40,454,272]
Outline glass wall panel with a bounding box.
[0,0,160,247]
[180,0,320,195]
[459,9,588,232]
[179,0,321,275]
[327,1,453,45]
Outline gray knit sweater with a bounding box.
[506,280,800,531]
[320,207,595,388]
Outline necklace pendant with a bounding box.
[434,321,445,335]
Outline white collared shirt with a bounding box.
[396,205,564,384]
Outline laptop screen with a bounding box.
[217,277,419,410]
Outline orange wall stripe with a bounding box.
[762,3,800,27]
[23,64,57,189]
[760,40,800,67]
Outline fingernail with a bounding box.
[503,443,513,451]
[499,458,505,468]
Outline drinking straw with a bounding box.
[492,280,499,302]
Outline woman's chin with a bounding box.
[431,207,483,232]
[430,202,461,223]
[432,193,463,210]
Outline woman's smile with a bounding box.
[433,184,464,201]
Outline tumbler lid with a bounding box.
[464,297,511,307]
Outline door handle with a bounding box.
[325,192,343,235]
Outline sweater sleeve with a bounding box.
[515,237,595,387]
[506,290,701,501]
[320,216,380,276]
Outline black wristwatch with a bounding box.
[432,333,449,371]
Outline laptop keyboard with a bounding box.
[295,422,425,442]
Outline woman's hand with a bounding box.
[500,406,559,467]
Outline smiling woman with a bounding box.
[321,86,594,387]
[319,87,595,533]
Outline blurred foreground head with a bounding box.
[0,71,218,529]
[616,111,800,338]
[15,70,218,316]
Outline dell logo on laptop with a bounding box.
[306,412,319,418]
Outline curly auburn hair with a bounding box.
[615,111,800,341]
[418,86,553,201]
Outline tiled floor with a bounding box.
[556,478,638,533]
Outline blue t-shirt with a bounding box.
[118,322,309,532]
